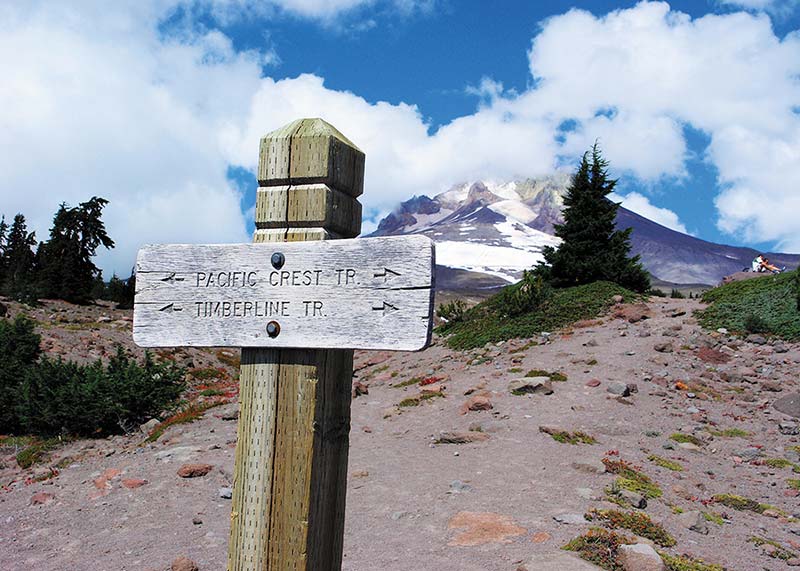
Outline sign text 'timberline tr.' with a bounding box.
[133,234,435,351]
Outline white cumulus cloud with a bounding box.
[3,0,800,277]
[610,192,689,234]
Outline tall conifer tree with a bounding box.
[2,214,37,301]
[537,144,650,292]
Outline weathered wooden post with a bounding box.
[229,118,364,570]
[132,118,434,570]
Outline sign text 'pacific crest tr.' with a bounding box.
[133,118,435,570]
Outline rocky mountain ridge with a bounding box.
[370,177,800,287]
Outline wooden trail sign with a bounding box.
[133,235,434,351]
[133,118,434,571]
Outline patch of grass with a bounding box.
[507,367,523,373]
[787,479,800,490]
[670,433,704,446]
[144,400,228,443]
[392,376,423,388]
[397,393,442,408]
[199,388,225,397]
[603,458,663,499]
[586,509,675,547]
[563,528,635,571]
[708,427,751,438]
[648,454,684,472]
[765,457,800,471]
[525,369,568,382]
[749,536,796,560]
[698,270,800,341]
[702,511,725,526]
[539,426,596,445]
[16,438,62,469]
[439,281,638,349]
[188,366,227,381]
[659,552,725,571]
[712,493,780,515]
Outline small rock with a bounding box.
[553,513,586,525]
[654,342,674,353]
[762,381,783,392]
[30,492,55,506]
[508,377,552,396]
[449,480,472,493]
[461,395,493,414]
[139,418,160,434]
[618,490,647,509]
[192,517,202,525]
[676,510,708,535]
[775,393,800,418]
[677,442,702,452]
[171,556,199,571]
[218,487,233,499]
[122,478,148,489]
[586,379,601,388]
[746,334,767,345]
[352,381,369,398]
[618,543,666,571]
[177,463,214,478]
[607,382,631,397]
[779,422,800,435]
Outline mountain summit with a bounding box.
[370,177,799,287]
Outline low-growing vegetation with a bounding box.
[659,553,725,571]
[749,536,797,560]
[586,509,676,547]
[708,427,751,438]
[539,426,597,445]
[670,433,704,446]
[144,400,228,443]
[525,369,567,382]
[563,527,635,571]
[438,280,637,349]
[1,315,185,437]
[648,454,684,471]
[603,458,663,498]
[712,493,780,515]
[698,270,800,341]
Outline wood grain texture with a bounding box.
[257,118,364,197]
[255,185,362,238]
[229,118,383,571]
[132,235,434,351]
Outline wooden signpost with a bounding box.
[133,118,435,570]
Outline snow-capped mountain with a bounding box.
[370,177,800,288]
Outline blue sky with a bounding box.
[2,0,800,274]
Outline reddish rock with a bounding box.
[352,381,369,398]
[531,531,552,543]
[447,511,526,546]
[612,303,653,323]
[177,463,214,478]
[30,491,55,506]
[171,556,199,571]
[460,395,493,415]
[697,346,731,364]
[122,478,148,489]
[585,379,601,387]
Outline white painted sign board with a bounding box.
[133,235,435,351]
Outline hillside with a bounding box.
[370,178,800,287]
[2,295,800,570]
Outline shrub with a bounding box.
[586,509,675,547]
[0,316,185,437]
[670,289,685,299]
[17,346,185,436]
[436,299,467,323]
[743,313,769,334]
[495,271,552,317]
[563,528,635,571]
[648,288,667,297]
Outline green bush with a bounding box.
[0,316,185,437]
[670,289,685,299]
[438,280,636,349]
[436,299,467,323]
[494,271,551,317]
[648,288,667,297]
[698,270,800,341]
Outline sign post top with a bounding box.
[258,117,365,197]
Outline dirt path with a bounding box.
[2,298,800,570]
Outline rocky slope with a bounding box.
[370,177,800,287]
[2,298,800,570]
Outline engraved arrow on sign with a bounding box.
[160,272,185,283]
[159,303,183,312]
[372,301,399,315]
[373,268,401,281]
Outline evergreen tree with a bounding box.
[2,214,37,301]
[37,197,115,304]
[0,216,8,288]
[536,144,650,292]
